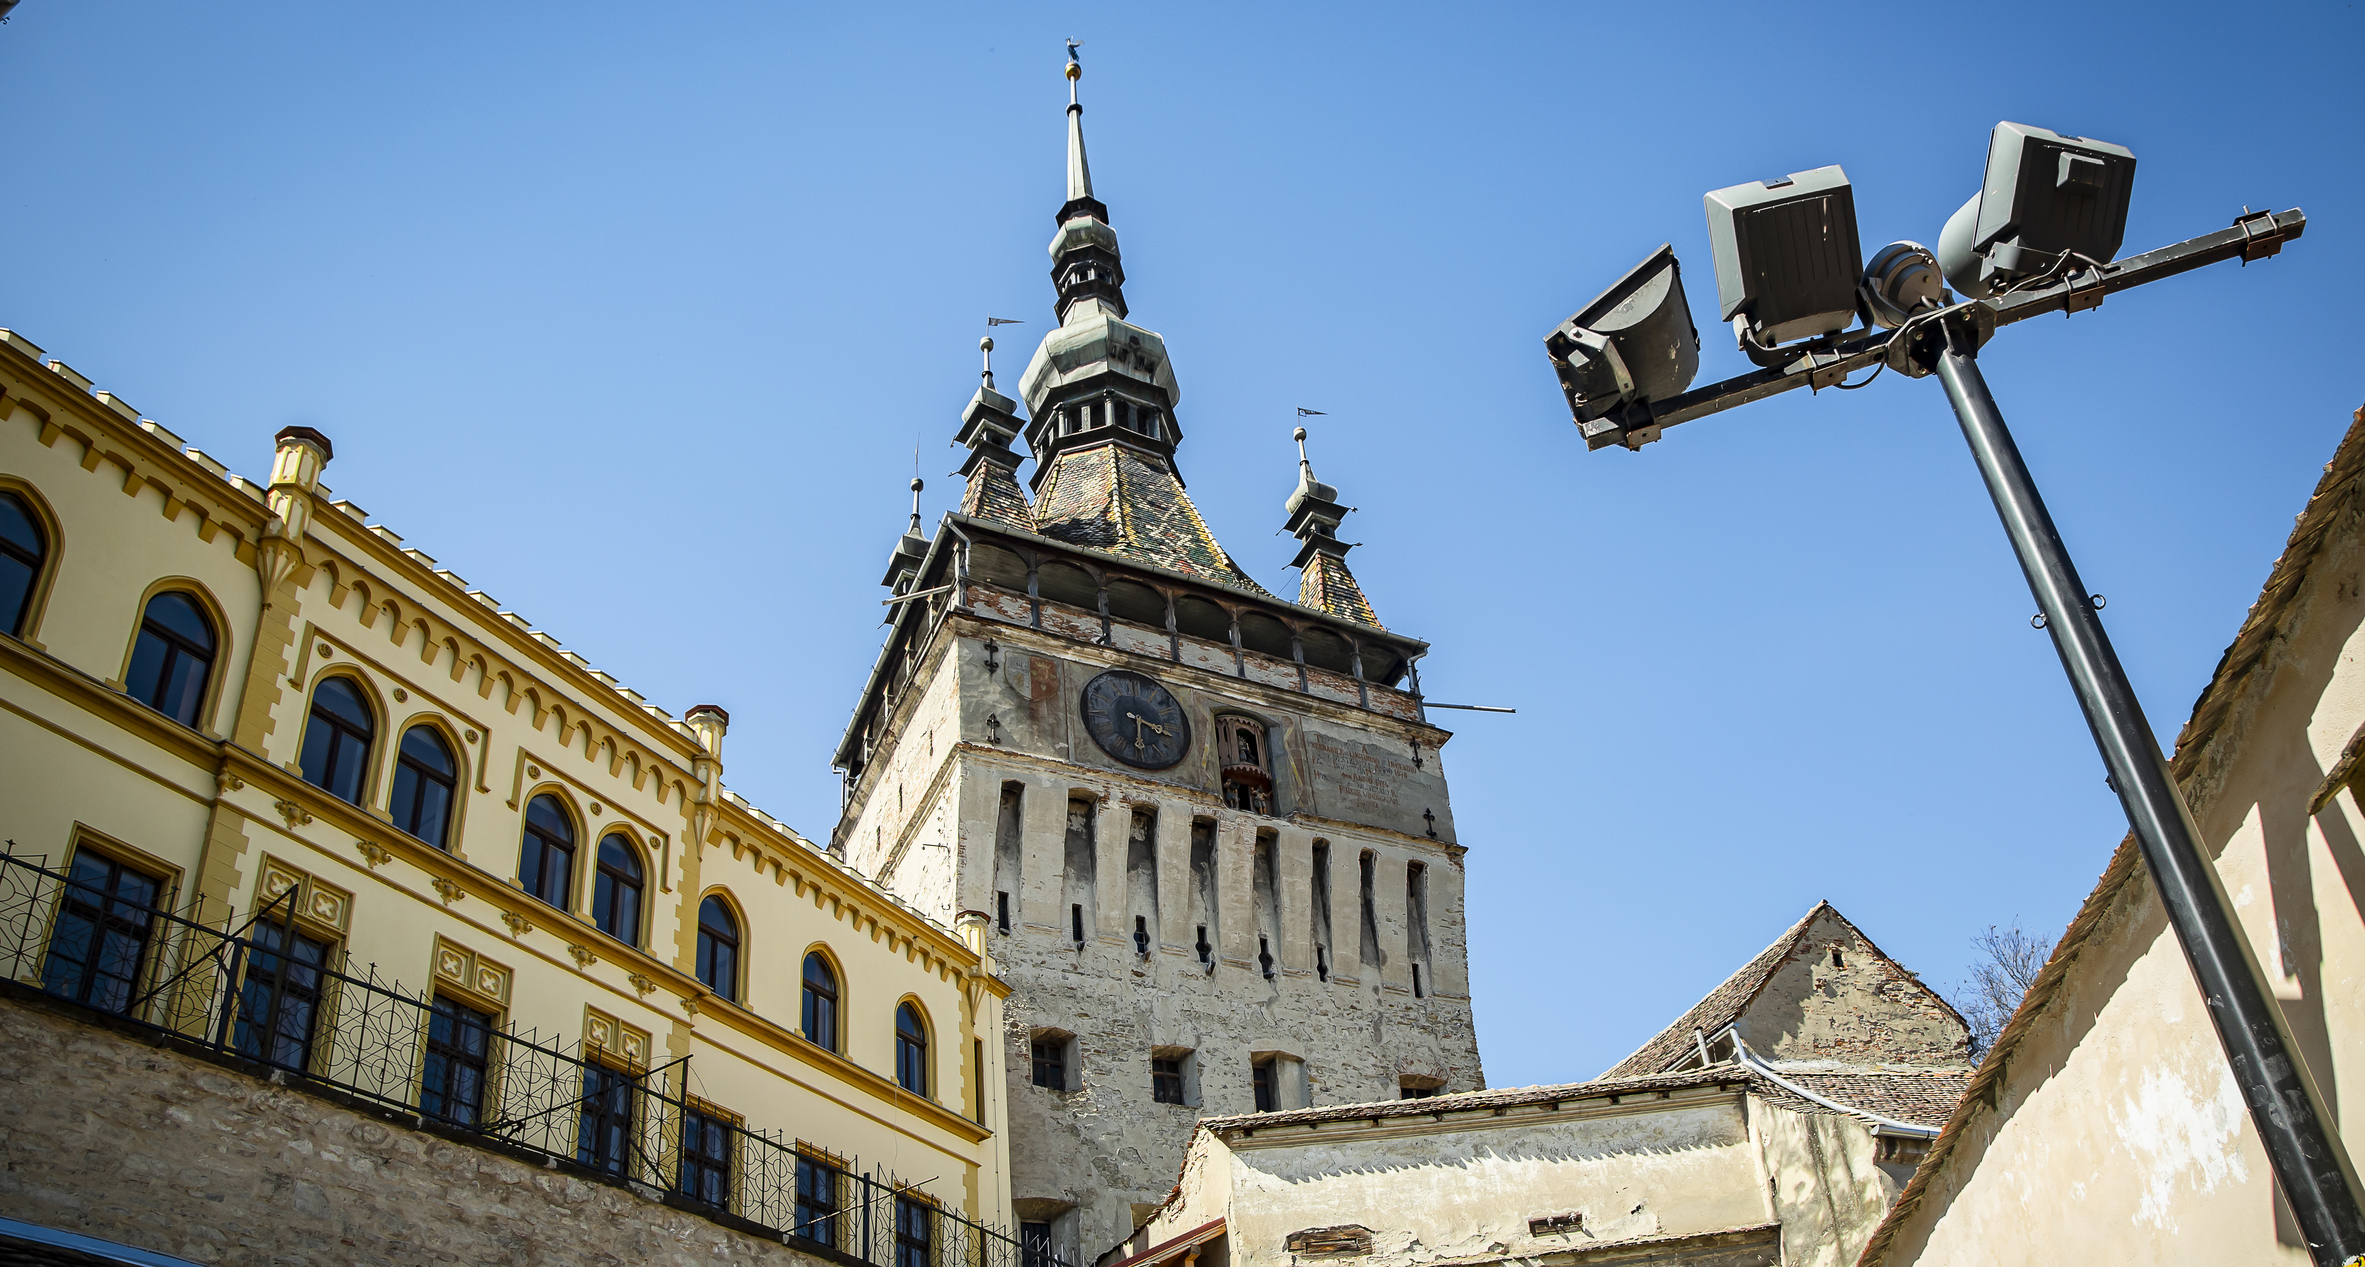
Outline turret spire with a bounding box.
[1065,41,1093,204]
[1284,426,1383,627]
[956,336,1037,531]
[1014,46,1266,595]
[881,475,930,596]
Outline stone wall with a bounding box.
[1738,909,1970,1067]
[0,992,839,1267]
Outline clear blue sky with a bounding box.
[4,2,2358,1088]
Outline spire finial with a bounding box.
[1294,426,1310,472]
[980,336,995,388]
[908,475,925,531]
[1063,42,1092,202]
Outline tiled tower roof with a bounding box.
[1298,553,1380,627]
[1033,443,1270,594]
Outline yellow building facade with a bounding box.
[0,325,1021,1265]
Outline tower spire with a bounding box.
[1065,41,1093,206]
[1013,45,1266,595]
[1284,425,1383,627]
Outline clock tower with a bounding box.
[831,52,1482,1264]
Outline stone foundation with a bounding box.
[0,991,836,1267]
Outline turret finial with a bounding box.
[1063,42,1093,203]
[980,336,996,388]
[1294,426,1310,470]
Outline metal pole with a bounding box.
[1926,312,2365,1265]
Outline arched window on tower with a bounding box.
[895,1002,929,1095]
[802,951,839,1050]
[697,895,740,1002]
[1217,716,1273,815]
[390,725,457,848]
[299,677,375,805]
[0,491,47,638]
[518,795,576,911]
[127,592,216,728]
[592,834,643,945]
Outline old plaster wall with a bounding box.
[0,995,834,1267]
[1748,1096,1904,1267]
[1737,911,1969,1067]
[1219,1103,1766,1265]
[1868,454,2365,1265]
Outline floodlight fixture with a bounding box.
[1544,244,1699,424]
[1938,122,2136,298]
[1861,240,1945,330]
[1704,166,1862,349]
[1538,118,2353,1261]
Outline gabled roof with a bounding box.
[1599,901,1963,1080]
[1599,902,1834,1079]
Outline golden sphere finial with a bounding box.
[1065,61,1080,82]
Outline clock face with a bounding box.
[1080,670,1192,770]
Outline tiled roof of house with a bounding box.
[1200,1067,1761,1133]
[1195,1064,1966,1137]
[1600,902,1837,1079]
[1781,1070,1974,1129]
[1032,443,1270,595]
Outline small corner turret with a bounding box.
[956,337,1036,531]
[1284,426,1382,628]
[881,477,930,596]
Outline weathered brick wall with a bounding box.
[0,995,833,1267]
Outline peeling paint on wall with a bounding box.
[2111,1063,2250,1230]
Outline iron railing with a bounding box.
[0,845,1066,1267]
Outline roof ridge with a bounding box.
[1598,901,1831,1079]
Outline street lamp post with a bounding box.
[1545,122,2363,1264]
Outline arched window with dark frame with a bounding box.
[592,833,644,945]
[126,591,217,728]
[802,951,839,1050]
[518,794,576,911]
[0,491,46,638]
[298,677,375,805]
[390,725,457,849]
[895,1002,928,1095]
[697,895,740,1002]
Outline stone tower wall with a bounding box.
[838,609,1480,1263]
